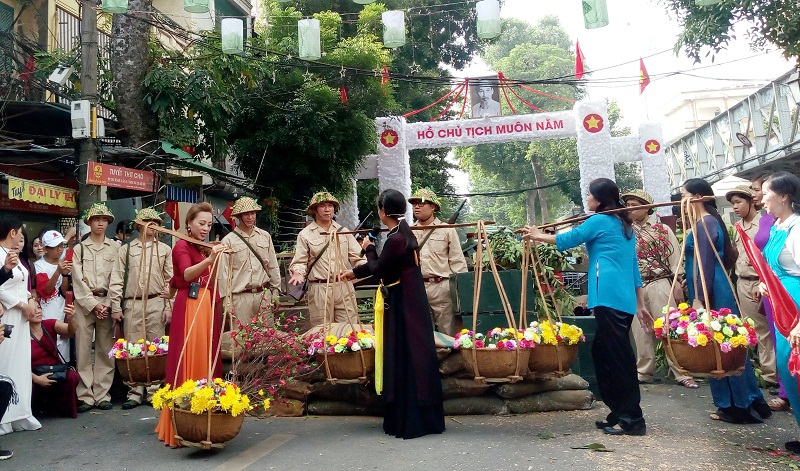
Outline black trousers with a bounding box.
[0,382,11,419]
[592,306,645,429]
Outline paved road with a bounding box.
[4,381,799,470]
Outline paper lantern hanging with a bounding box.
[184,0,209,13]
[582,0,609,30]
[476,0,501,40]
[695,0,721,4]
[298,19,321,60]
[221,18,244,55]
[382,11,406,48]
[352,0,376,4]
[102,0,128,14]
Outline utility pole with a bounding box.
[77,0,99,215]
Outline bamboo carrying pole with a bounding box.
[324,221,496,236]
[514,197,715,233]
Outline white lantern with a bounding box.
[298,19,321,60]
[221,18,244,55]
[184,0,209,13]
[695,0,722,4]
[476,0,501,40]
[582,0,609,29]
[382,11,405,48]
[352,0,376,4]
[102,0,128,14]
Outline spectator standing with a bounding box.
[34,231,71,361]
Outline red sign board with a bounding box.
[0,165,79,217]
[87,162,156,192]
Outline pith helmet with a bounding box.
[307,191,340,215]
[408,188,442,211]
[725,184,754,202]
[83,203,115,225]
[231,196,262,216]
[621,189,653,206]
[135,207,163,224]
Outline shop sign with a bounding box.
[8,177,77,208]
[87,162,156,192]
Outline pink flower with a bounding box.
[688,337,698,347]
[475,340,485,348]
[720,342,732,353]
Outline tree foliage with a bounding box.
[143,5,397,201]
[662,0,800,63]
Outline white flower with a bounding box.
[710,320,721,331]
[351,343,361,351]
[737,327,748,336]
[487,343,497,349]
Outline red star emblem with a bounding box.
[380,129,399,148]
[583,114,604,133]
[644,139,661,154]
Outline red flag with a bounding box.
[639,58,650,95]
[381,65,390,85]
[222,201,236,229]
[340,85,348,104]
[575,40,585,80]
[165,202,180,230]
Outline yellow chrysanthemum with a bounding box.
[678,302,689,311]
[713,332,724,344]
[654,318,664,329]
[696,334,708,346]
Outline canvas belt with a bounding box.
[423,276,448,283]
[307,279,339,284]
[738,275,759,281]
[91,289,108,297]
[124,293,160,300]
[233,283,271,295]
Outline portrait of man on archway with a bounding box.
[471,78,502,118]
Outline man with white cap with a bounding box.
[409,188,467,336]
[622,189,698,389]
[108,208,174,410]
[220,197,281,326]
[289,191,365,326]
[34,230,72,360]
[71,203,119,412]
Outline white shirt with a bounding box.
[776,213,800,276]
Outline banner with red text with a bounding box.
[86,162,156,192]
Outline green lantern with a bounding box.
[582,0,609,30]
[352,0,376,4]
[221,18,244,55]
[184,0,209,14]
[382,11,405,48]
[476,0,501,40]
[298,19,321,60]
[102,0,128,14]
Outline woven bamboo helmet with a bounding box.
[307,191,340,215]
[725,184,754,202]
[135,207,163,224]
[621,189,653,206]
[408,188,442,211]
[231,196,262,216]
[83,203,115,225]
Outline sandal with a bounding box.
[769,397,790,412]
[680,378,699,389]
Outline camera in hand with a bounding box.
[3,324,13,338]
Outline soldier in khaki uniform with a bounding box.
[288,192,365,326]
[108,208,174,410]
[622,190,698,388]
[727,185,777,385]
[409,189,467,336]
[72,203,119,412]
[220,197,281,325]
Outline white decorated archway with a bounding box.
[338,100,670,229]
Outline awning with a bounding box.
[159,141,253,193]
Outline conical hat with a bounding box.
[307,191,340,215]
[408,188,442,210]
[135,207,163,224]
[621,189,653,206]
[83,203,115,225]
[231,196,262,216]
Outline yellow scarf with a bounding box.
[373,280,399,395]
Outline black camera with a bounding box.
[3,324,13,339]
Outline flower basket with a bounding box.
[116,354,168,384]
[527,343,579,378]
[664,339,747,379]
[459,348,531,383]
[315,349,375,381]
[172,409,244,448]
